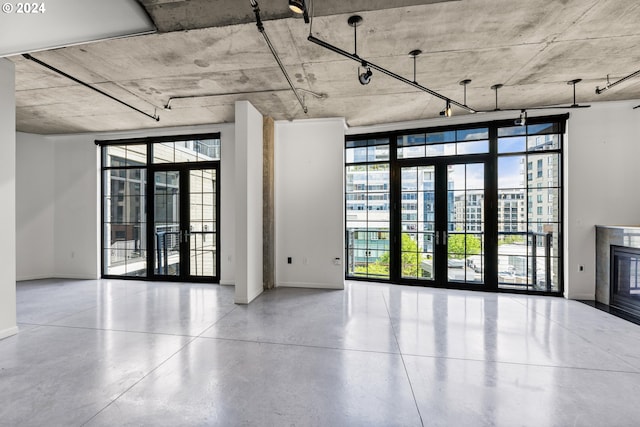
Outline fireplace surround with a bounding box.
[596,225,640,319]
[610,245,640,317]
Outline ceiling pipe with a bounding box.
[250,0,308,114]
[596,69,640,95]
[307,34,476,114]
[22,53,160,122]
[164,88,325,110]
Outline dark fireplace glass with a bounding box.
[611,246,640,317]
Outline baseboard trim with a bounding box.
[53,274,99,280]
[565,292,595,301]
[17,274,51,282]
[0,326,18,340]
[234,287,264,305]
[277,281,344,290]
[220,280,235,286]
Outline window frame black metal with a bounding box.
[96,133,221,283]
[344,115,567,296]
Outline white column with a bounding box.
[234,101,264,304]
[0,59,17,339]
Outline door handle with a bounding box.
[435,231,440,246]
[182,230,189,243]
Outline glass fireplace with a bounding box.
[611,245,640,317]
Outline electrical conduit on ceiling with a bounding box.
[249,0,309,114]
[22,53,160,122]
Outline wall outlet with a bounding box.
[579,265,584,272]
[333,257,341,266]
[287,257,292,264]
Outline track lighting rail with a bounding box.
[22,53,160,122]
[307,35,476,114]
[596,69,640,95]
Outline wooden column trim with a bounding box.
[263,116,275,290]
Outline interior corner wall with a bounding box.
[234,101,264,304]
[274,118,346,289]
[16,132,55,280]
[0,59,17,339]
[564,100,640,300]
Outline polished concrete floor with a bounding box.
[2,279,640,426]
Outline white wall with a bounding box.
[234,101,264,303]
[16,132,55,280]
[0,59,17,339]
[15,123,236,282]
[565,100,640,299]
[275,118,346,289]
[50,135,101,279]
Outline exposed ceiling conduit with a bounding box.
[250,0,308,114]
[596,69,640,95]
[165,89,288,109]
[164,88,326,110]
[22,53,160,122]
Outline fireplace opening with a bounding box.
[611,245,640,317]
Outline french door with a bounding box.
[399,161,488,288]
[346,117,565,294]
[150,165,219,282]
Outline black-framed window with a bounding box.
[497,123,562,292]
[345,138,391,279]
[102,143,148,277]
[345,116,565,295]
[98,134,221,280]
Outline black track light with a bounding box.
[288,0,304,14]
[440,99,453,117]
[359,67,372,85]
[288,0,309,23]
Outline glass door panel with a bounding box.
[153,170,181,276]
[400,162,486,287]
[447,163,485,285]
[401,166,435,281]
[103,168,147,277]
[189,169,217,278]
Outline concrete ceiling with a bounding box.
[10,0,640,134]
